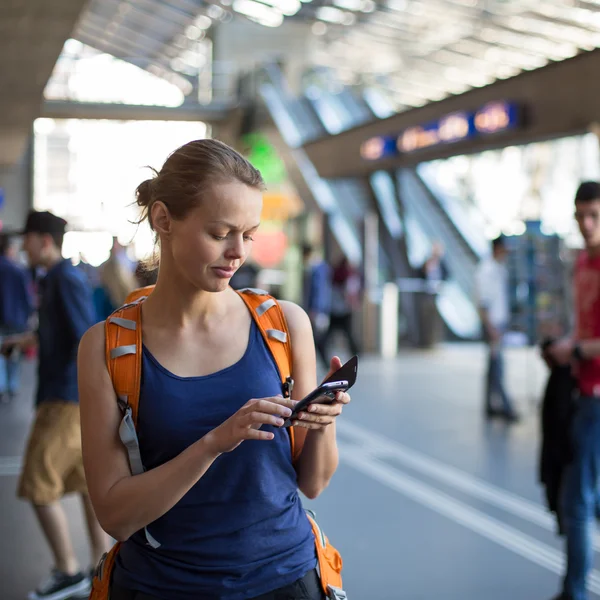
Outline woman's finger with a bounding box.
[245,399,295,417]
[244,428,276,440]
[335,392,351,404]
[296,411,339,424]
[305,403,343,417]
[243,411,286,429]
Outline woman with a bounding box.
[78,139,350,600]
[93,240,138,321]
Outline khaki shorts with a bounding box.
[18,400,88,505]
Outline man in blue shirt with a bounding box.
[2,211,109,600]
[0,233,32,402]
[302,244,332,369]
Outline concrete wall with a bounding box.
[0,139,32,232]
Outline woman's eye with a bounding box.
[244,235,255,242]
[212,235,226,241]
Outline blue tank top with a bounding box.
[113,320,317,599]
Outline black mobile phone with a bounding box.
[282,355,358,427]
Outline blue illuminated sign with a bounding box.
[361,101,522,160]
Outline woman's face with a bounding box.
[167,180,263,293]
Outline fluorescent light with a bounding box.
[386,0,407,10]
[194,15,213,29]
[316,6,348,23]
[333,0,362,10]
[262,0,301,16]
[233,0,284,26]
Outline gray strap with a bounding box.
[239,287,268,295]
[307,510,326,548]
[266,329,287,343]
[256,298,276,317]
[118,409,162,549]
[144,527,161,549]
[119,408,144,476]
[109,317,137,331]
[327,586,348,600]
[110,344,137,359]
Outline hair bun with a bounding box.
[135,179,154,208]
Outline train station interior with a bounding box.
[3,1,600,599]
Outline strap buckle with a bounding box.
[327,585,348,600]
[282,376,294,398]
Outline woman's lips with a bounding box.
[212,266,236,278]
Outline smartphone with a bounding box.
[282,355,358,427]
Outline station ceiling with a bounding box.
[72,0,600,112]
[4,0,600,166]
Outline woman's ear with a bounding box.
[151,201,172,236]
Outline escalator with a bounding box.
[397,169,482,339]
[258,63,482,341]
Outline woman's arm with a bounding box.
[280,301,350,499]
[78,323,295,541]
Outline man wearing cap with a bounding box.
[2,211,109,600]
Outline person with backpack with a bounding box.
[78,139,350,600]
[545,182,600,600]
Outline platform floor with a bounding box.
[0,344,587,600]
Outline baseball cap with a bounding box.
[21,211,67,236]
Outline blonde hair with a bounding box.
[100,255,138,309]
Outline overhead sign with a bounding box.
[361,101,522,161]
[0,187,4,210]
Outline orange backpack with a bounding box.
[90,286,345,600]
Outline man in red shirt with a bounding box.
[548,181,600,600]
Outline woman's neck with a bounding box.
[144,270,230,329]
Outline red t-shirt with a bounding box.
[575,250,600,396]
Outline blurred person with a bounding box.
[77,252,100,289]
[417,241,449,285]
[302,244,331,368]
[93,238,138,321]
[229,259,260,290]
[320,256,361,359]
[0,233,33,403]
[77,139,350,599]
[475,235,519,422]
[2,211,109,600]
[416,241,448,348]
[545,182,600,600]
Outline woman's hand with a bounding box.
[203,396,296,455]
[291,356,351,431]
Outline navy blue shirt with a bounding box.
[36,259,96,406]
[113,320,317,599]
[0,256,32,332]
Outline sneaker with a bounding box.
[27,569,91,600]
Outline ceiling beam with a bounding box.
[301,48,600,178]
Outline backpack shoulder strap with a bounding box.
[104,301,144,472]
[236,288,307,463]
[125,285,155,305]
[104,298,161,549]
[105,301,143,424]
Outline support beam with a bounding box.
[302,49,600,179]
[0,1,90,165]
[41,99,236,123]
